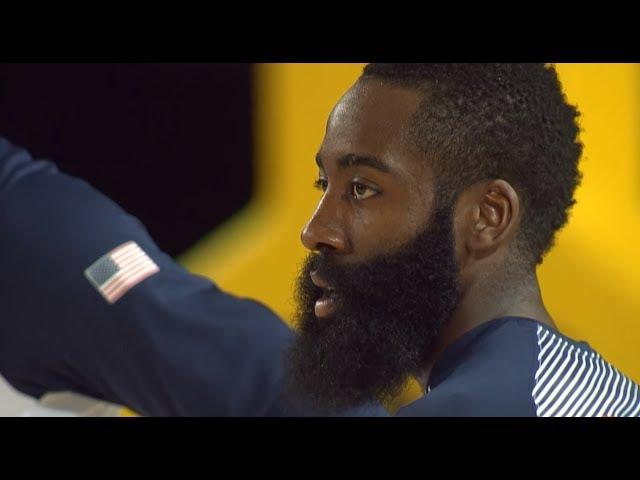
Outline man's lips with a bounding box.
[310,270,337,318]
[310,270,332,290]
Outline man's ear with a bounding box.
[462,179,520,256]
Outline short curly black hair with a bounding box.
[360,63,583,266]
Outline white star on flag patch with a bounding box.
[84,241,160,304]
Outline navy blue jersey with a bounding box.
[0,136,388,417]
[397,317,640,417]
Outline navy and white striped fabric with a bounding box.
[396,317,640,417]
[533,325,640,417]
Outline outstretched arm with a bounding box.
[0,137,295,416]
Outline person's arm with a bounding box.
[0,136,296,416]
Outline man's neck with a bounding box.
[418,269,555,390]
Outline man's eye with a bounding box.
[351,182,378,200]
[313,178,328,192]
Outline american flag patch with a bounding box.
[84,241,160,304]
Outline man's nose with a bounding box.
[300,200,350,254]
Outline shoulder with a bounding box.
[397,319,640,417]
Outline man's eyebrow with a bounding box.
[315,153,392,174]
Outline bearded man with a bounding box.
[0,64,638,417]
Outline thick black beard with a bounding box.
[285,205,461,415]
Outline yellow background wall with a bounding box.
[178,63,640,413]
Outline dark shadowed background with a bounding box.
[0,63,253,257]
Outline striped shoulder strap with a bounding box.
[532,325,640,417]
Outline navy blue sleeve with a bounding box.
[0,136,300,416]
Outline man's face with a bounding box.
[284,80,462,414]
[305,80,437,268]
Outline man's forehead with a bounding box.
[319,81,425,174]
[325,80,423,150]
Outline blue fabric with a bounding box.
[397,317,542,416]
